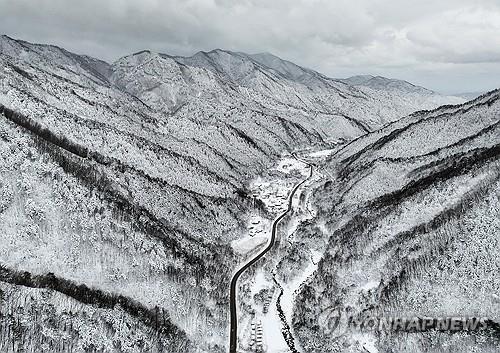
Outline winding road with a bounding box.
[229,156,314,353]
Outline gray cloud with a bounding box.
[0,0,499,93]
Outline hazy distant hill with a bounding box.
[342,74,433,94]
[454,91,485,100]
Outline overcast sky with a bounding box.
[1,0,499,93]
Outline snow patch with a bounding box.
[231,235,267,256]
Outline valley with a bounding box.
[229,153,314,353]
[0,34,498,353]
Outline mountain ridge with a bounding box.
[342,74,434,94]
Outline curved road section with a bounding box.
[229,157,313,353]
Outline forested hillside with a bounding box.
[293,90,500,353]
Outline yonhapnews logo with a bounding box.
[319,306,491,335]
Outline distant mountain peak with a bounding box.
[342,74,435,95]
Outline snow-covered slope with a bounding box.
[113,49,466,133]
[342,74,465,114]
[0,34,470,352]
[0,36,265,352]
[342,74,432,94]
[292,90,500,352]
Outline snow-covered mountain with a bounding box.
[342,74,432,94]
[0,34,475,352]
[291,90,500,352]
[112,48,465,133]
[341,74,470,117]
